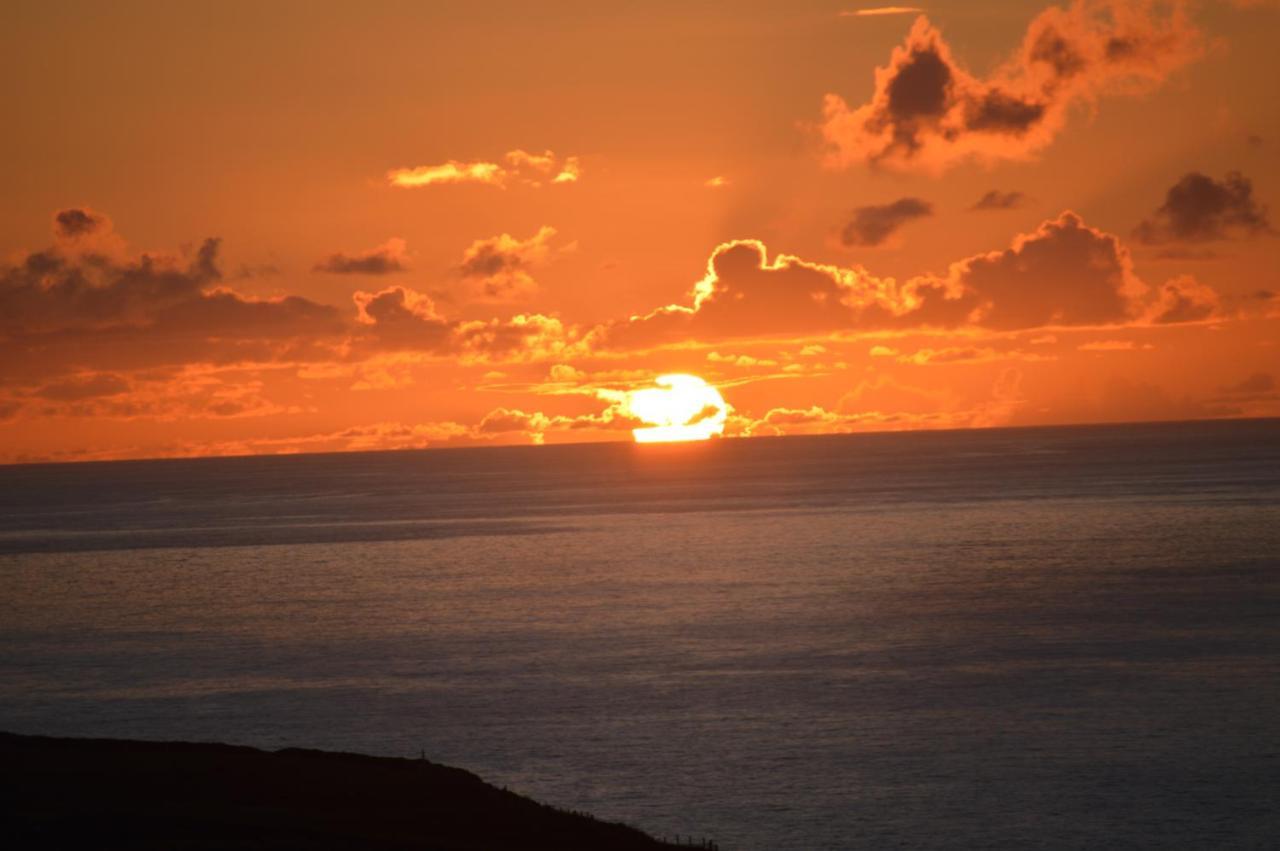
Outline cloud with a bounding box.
[0,209,588,394]
[1217,372,1276,402]
[1152,247,1219,261]
[1095,376,1232,422]
[585,239,917,350]
[53,208,109,239]
[821,2,1201,171]
[0,205,1238,442]
[388,161,502,186]
[728,390,1014,436]
[313,238,409,274]
[472,401,645,445]
[1133,171,1273,244]
[588,211,1212,350]
[548,363,585,382]
[232,262,283,279]
[457,226,560,301]
[840,373,952,414]
[947,211,1146,329]
[707,351,777,367]
[47,206,127,258]
[475,407,551,437]
[1,242,211,336]
[35,372,131,401]
[839,197,933,246]
[1077,339,1142,351]
[839,7,924,16]
[88,419,478,462]
[895,345,1048,364]
[24,370,299,422]
[148,399,647,460]
[352,285,451,345]
[0,213,347,383]
[351,285,571,362]
[387,149,580,188]
[971,190,1028,211]
[1149,274,1219,323]
[1223,372,1274,394]
[747,406,845,431]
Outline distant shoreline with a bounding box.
[0,731,694,850]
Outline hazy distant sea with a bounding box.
[2,420,1278,850]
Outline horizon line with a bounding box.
[2,414,1274,470]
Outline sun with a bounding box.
[628,374,728,443]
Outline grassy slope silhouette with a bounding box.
[1,731,690,849]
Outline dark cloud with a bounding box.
[1220,372,1275,399]
[232,263,282,279]
[350,285,569,361]
[0,209,579,394]
[1094,377,1236,423]
[822,4,1201,171]
[1203,371,1274,414]
[313,238,408,274]
[1134,171,1272,244]
[0,239,220,335]
[36,373,131,402]
[963,88,1045,133]
[588,212,1215,351]
[874,45,953,155]
[351,286,453,350]
[456,227,557,301]
[0,224,346,383]
[971,190,1027,211]
[1028,26,1086,79]
[475,408,548,435]
[840,198,933,247]
[587,240,889,350]
[1153,247,1220,261]
[53,208,109,239]
[1149,276,1219,325]
[951,212,1140,330]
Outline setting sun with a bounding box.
[628,375,728,444]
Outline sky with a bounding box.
[1,0,1277,463]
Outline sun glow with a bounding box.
[629,374,728,443]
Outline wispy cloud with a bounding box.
[838,197,933,247]
[971,190,1027,211]
[313,238,409,275]
[387,149,580,189]
[839,6,923,17]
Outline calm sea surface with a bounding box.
[2,420,1278,849]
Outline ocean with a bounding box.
[2,419,1278,849]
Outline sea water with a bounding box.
[2,420,1278,849]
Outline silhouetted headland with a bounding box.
[1,731,709,849]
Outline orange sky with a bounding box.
[1,0,1277,463]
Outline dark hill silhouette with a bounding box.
[1,731,703,849]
